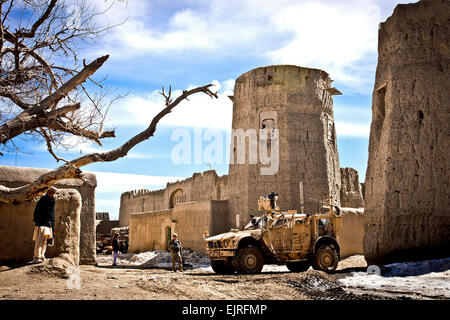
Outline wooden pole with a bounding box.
[299,181,304,214]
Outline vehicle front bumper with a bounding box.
[206,249,236,260]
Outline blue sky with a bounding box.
[1,0,418,219]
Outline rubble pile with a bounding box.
[113,249,210,269]
[287,270,405,300]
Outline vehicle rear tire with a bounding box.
[232,245,264,274]
[286,260,310,272]
[311,245,339,273]
[211,260,234,274]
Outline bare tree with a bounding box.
[0,0,120,153]
[0,1,219,203]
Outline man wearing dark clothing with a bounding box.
[112,233,120,266]
[168,233,183,272]
[250,214,258,229]
[32,187,56,263]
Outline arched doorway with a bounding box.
[169,189,185,208]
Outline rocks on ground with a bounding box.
[28,256,74,279]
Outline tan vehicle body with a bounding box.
[204,195,342,274]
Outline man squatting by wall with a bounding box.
[32,187,56,263]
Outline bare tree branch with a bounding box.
[1,1,120,157]
[0,84,218,203]
[0,55,110,144]
[16,0,57,39]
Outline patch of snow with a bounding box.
[262,265,290,273]
[111,249,211,269]
[339,258,450,298]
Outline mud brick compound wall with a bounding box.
[0,165,97,264]
[0,189,81,265]
[339,208,365,259]
[119,170,228,227]
[364,0,450,265]
[129,200,230,254]
[340,167,364,208]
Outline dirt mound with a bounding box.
[28,257,73,279]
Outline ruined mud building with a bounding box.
[363,0,450,264]
[120,65,365,255]
[0,166,97,265]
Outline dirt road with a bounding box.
[0,254,448,300]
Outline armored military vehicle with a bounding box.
[204,191,342,274]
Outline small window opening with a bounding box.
[418,110,424,124]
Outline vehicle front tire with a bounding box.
[286,260,310,272]
[311,245,339,273]
[232,245,264,274]
[211,260,234,274]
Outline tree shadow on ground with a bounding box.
[380,258,450,277]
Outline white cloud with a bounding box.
[335,121,370,138]
[92,171,184,194]
[87,0,417,93]
[334,105,372,119]
[106,79,234,130]
[34,134,169,160]
[268,1,381,92]
[93,171,185,219]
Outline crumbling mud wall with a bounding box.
[172,200,229,253]
[0,165,97,264]
[129,200,230,254]
[340,167,364,208]
[129,209,173,253]
[0,189,81,265]
[96,220,119,235]
[228,65,342,227]
[96,211,119,235]
[364,0,450,265]
[119,170,228,227]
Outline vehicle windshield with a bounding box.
[273,217,287,228]
[244,217,262,230]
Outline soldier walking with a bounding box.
[168,233,183,272]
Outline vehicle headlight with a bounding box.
[223,239,229,248]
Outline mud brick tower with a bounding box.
[227,65,342,227]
